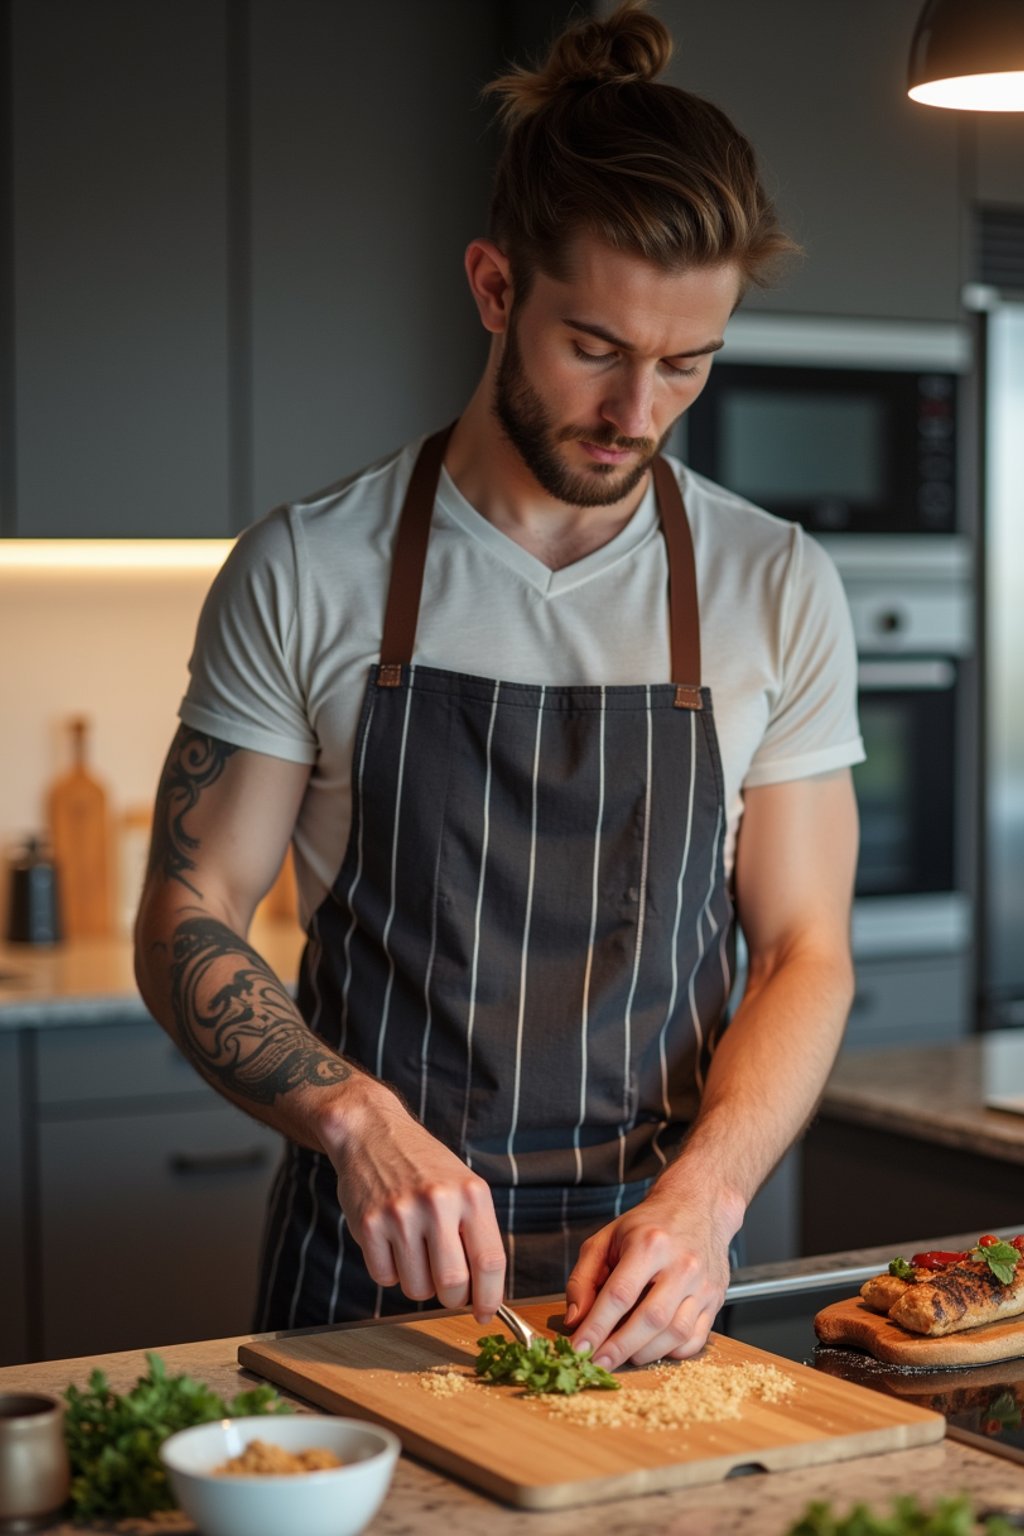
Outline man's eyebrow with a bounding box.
[562,318,725,359]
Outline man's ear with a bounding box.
[464,239,513,335]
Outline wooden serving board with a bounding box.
[239,1302,943,1509]
[815,1296,1024,1367]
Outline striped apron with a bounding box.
[256,426,735,1329]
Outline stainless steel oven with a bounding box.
[833,539,975,963]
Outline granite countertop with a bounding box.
[821,1038,1024,1163]
[0,918,305,1028]
[4,1238,1024,1536]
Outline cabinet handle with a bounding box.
[169,1147,270,1176]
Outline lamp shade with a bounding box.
[908,0,1024,109]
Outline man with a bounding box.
[135,0,861,1374]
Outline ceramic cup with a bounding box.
[0,1394,71,1532]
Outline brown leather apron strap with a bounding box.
[380,426,702,710]
[378,423,456,685]
[652,455,702,710]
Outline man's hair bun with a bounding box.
[485,1,671,127]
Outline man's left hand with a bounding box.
[563,1187,736,1368]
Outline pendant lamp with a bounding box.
[908,0,1024,110]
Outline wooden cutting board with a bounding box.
[815,1296,1024,1367]
[239,1302,943,1509]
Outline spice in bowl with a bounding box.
[213,1439,343,1476]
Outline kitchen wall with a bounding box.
[0,562,218,935]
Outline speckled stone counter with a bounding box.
[3,1280,1023,1536]
[0,918,305,1028]
[821,1039,1024,1165]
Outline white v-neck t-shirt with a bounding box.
[180,438,864,928]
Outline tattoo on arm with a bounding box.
[149,729,239,895]
[170,914,349,1105]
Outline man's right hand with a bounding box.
[327,1081,507,1323]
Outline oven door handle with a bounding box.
[857,659,956,691]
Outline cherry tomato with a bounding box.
[979,1234,1000,1247]
[1011,1236,1024,1253]
[983,1417,1002,1435]
[911,1249,968,1269]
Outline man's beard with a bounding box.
[493,316,671,508]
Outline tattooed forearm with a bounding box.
[170,914,350,1105]
[148,729,239,895]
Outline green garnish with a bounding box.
[62,1350,291,1520]
[971,1239,1021,1286]
[888,1254,915,1280]
[475,1333,620,1395]
[786,1492,1019,1534]
[985,1388,1023,1431]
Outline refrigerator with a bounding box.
[982,300,1024,1028]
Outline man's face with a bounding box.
[493,234,742,508]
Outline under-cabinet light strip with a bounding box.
[0,540,234,572]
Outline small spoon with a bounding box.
[496,1303,537,1348]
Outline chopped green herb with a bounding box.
[785,1492,1019,1534]
[475,1333,620,1395]
[62,1350,291,1520]
[971,1239,1021,1286]
[888,1254,915,1280]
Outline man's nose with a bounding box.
[599,368,654,441]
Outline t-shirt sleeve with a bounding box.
[743,528,865,787]
[178,507,318,765]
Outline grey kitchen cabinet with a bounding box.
[23,1021,282,1362]
[5,1,988,537]
[38,1101,280,1360]
[10,0,232,536]
[657,0,964,321]
[844,953,970,1053]
[246,0,500,518]
[0,1034,29,1365]
[6,0,504,537]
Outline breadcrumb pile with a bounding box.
[540,1357,796,1432]
[417,1364,480,1397]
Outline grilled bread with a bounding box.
[889,1258,1024,1337]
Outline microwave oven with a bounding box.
[683,314,972,535]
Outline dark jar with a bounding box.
[6,838,62,946]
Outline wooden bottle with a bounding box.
[47,717,111,940]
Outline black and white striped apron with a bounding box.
[256,426,735,1329]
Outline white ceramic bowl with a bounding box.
[159,1414,400,1536]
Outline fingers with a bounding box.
[564,1225,613,1330]
[460,1198,508,1323]
[349,1175,503,1315]
[569,1226,677,1360]
[568,1224,727,1370]
[622,1296,717,1367]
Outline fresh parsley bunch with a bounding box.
[62,1350,291,1520]
[475,1333,620,1395]
[786,1493,1019,1535]
[889,1255,916,1280]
